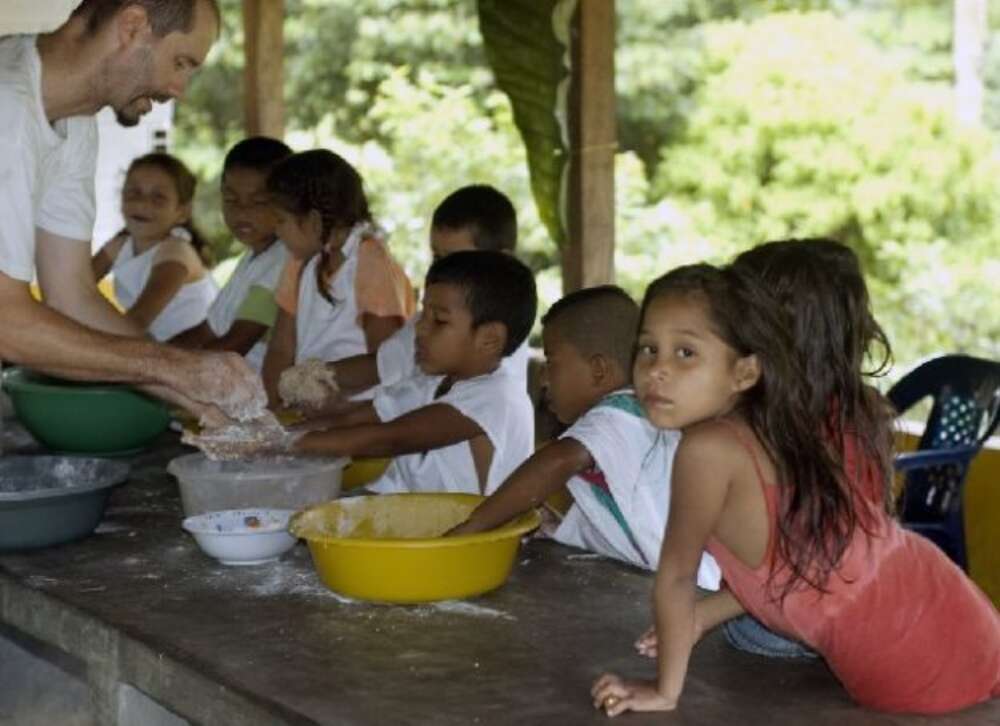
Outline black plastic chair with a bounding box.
[888,355,1000,571]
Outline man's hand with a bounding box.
[181,411,302,460]
[177,351,268,422]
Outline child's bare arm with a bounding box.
[293,402,481,459]
[449,438,593,536]
[592,423,733,715]
[261,309,296,407]
[636,589,744,658]
[126,261,188,329]
[329,353,380,395]
[361,313,403,353]
[170,321,216,348]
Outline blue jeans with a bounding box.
[723,615,818,659]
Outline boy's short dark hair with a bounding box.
[431,185,517,253]
[542,285,639,374]
[223,136,293,176]
[425,250,536,357]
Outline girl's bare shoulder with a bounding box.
[675,417,761,481]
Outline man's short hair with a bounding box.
[223,136,292,176]
[425,250,537,357]
[431,185,517,253]
[72,0,220,38]
[542,285,639,375]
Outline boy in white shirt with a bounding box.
[287,186,529,409]
[292,250,536,495]
[449,285,720,588]
[172,137,291,371]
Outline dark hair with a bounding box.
[542,285,638,375]
[71,0,220,38]
[267,149,371,304]
[124,152,211,265]
[640,262,886,600]
[732,238,894,508]
[431,185,517,253]
[223,136,292,176]
[425,250,537,357]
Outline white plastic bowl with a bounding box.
[182,508,297,566]
[168,454,346,517]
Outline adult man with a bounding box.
[0,0,264,420]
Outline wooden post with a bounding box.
[564,0,616,293]
[242,0,285,138]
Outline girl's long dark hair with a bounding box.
[125,152,212,266]
[641,256,894,600]
[266,149,371,303]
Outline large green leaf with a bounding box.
[478,0,574,248]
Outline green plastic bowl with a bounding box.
[2,367,170,456]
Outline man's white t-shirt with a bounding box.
[0,35,98,282]
[367,369,535,496]
[377,316,531,387]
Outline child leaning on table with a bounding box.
[450,285,718,586]
[290,250,537,495]
[171,136,291,371]
[592,262,1000,716]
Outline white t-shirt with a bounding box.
[377,316,531,387]
[206,241,287,371]
[0,35,98,282]
[112,236,219,342]
[553,388,721,590]
[367,369,535,496]
[295,225,368,365]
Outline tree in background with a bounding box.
[172,0,999,370]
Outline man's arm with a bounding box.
[1,271,267,420]
[449,438,593,535]
[293,402,482,459]
[36,228,142,337]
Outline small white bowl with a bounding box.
[182,509,297,566]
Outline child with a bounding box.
[283,184,527,407]
[171,137,291,371]
[592,263,1000,715]
[260,149,414,404]
[449,285,719,586]
[292,250,537,496]
[92,152,217,341]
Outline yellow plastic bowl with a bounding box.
[341,457,391,490]
[289,493,540,603]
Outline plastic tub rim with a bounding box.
[182,508,296,537]
[167,452,347,485]
[289,493,541,549]
[0,456,130,503]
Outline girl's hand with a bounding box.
[635,626,657,658]
[591,674,677,716]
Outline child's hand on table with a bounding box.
[591,674,677,716]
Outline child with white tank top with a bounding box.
[261,149,414,406]
[92,153,216,342]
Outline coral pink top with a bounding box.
[706,428,1000,714]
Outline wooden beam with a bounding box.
[564,0,616,293]
[242,0,285,138]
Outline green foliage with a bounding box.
[649,11,1000,365]
[172,0,999,373]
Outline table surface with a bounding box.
[0,426,997,726]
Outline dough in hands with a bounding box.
[279,358,339,410]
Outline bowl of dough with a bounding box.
[290,493,540,603]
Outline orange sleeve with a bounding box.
[274,257,304,314]
[355,238,415,321]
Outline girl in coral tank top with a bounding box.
[591,254,1000,716]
